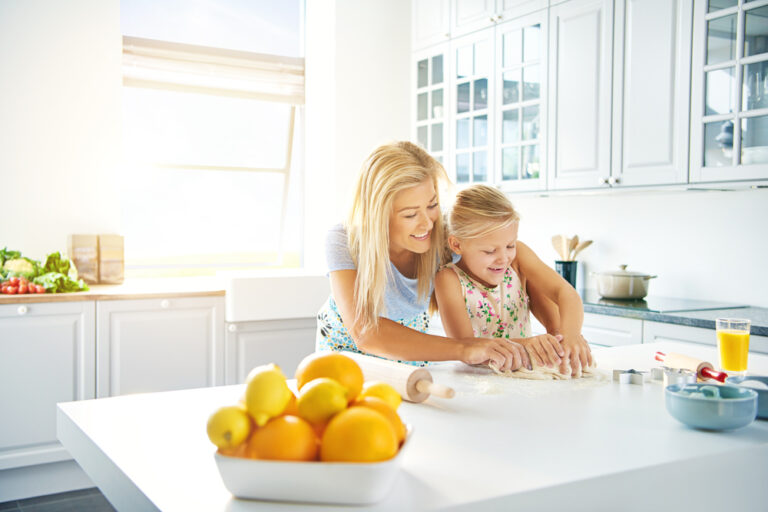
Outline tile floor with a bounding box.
[0,488,115,512]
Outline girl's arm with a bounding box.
[527,280,561,334]
[330,269,526,371]
[516,241,593,373]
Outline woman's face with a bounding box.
[451,222,519,288]
[388,179,440,256]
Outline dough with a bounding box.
[489,346,597,380]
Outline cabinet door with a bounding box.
[497,0,548,22]
[414,44,450,165]
[452,0,497,38]
[548,0,613,190]
[690,1,768,182]
[413,0,451,50]
[96,296,225,397]
[582,312,642,347]
[450,28,495,185]
[224,318,317,384]
[612,0,692,187]
[495,11,548,191]
[0,301,95,470]
[643,320,768,354]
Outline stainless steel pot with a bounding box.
[592,265,657,299]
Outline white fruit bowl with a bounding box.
[214,426,413,505]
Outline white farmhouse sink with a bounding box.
[219,269,329,322]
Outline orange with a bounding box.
[295,352,364,404]
[320,407,398,463]
[283,390,299,416]
[246,415,318,461]
[352,396,406,444]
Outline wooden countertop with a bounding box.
[0,277,225,304]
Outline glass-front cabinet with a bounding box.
[413,44,449,167]
[691,0,768,182]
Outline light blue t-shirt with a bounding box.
[316,224,431,365]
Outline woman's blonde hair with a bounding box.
[447,185,520,241]
[346,141,448,333]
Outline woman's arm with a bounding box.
[330,269,526,371]
[516,242,593,373]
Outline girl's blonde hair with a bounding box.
[447,184,520,241]
[346,141,448,334]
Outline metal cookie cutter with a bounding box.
[651,366,697,387]
[612,369,647,385]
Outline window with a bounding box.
[120,0,304,277]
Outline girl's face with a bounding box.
[388,179,440,256]
[450,221,519,288]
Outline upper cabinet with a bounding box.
[414,44,450,164]
[413,0,451,50]
[690,0,768,182]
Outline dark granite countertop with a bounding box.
[579,290,768,337]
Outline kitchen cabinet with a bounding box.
[451,0,548,39]
[582,312,642,346]
[96,296,225,397]
[224,318,317,384]
[547,0,613,190]
[611,0,692,187]
[690,0,768,183]
[0,301,95,470]
[643,320,768,355]
[413,0,451,50]
[413,43,450,165]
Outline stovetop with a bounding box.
[579,289,748,314]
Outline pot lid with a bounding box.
[597,264,653,277]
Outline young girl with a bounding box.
[434,185,593,376]
[316,142,528,372]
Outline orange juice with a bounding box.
[717,329,750,372]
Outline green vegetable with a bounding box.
[33,272,89,293]
[3,258,40,279]
[42,252,78,280]
[0,247,21,266]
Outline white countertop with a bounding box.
[57,342,768,511]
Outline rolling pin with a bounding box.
[346,352,455,403]
[654,351,727,383]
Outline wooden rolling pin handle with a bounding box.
[700,367,727,383]
[415,379,456,399]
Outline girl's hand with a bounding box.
[560,334,593,376]
[459,338,530,372]
[516,334,565,368]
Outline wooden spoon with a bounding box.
[572,240,593,260]
[560,236,570,261]
[568,235,579,261]
[551,235,566,260]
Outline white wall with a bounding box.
[0,0,122,260]
[304,0,411,271]
[513,188,768,308]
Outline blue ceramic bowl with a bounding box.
[725,375,768,420]
[665,383,757,431]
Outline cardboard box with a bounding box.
[98,234,124,284]
[68,234,99,284]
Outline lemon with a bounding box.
[358,381,402,410]
[296,377,348,425]
[206,405,252,450]
[244,363,292,427]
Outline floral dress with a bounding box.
[445,262,531,339]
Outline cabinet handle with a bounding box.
[228,324,237,332]
[608,176,620,185]
[17,305,28,315]
[489,16,496,23]
[160,299,170,309]
[599,177,610,185]
[495,14,503,21]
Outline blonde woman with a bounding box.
[434,185,593,376]
[316,141,527,371]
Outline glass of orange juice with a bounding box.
[716,318,751,375]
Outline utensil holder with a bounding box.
[555,260,577,288]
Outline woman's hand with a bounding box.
[458,338,530,372]
[560,333,592,376]
[515,334,564,368]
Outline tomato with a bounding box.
[19,277,28,286]
[6,286,17,294]
[9,277,20,286]
[18,284,28,294]
[36,285,47,294]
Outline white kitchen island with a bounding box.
[57,342,768,511]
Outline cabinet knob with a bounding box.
[160,299,170,309]
[489,16,496,23]
[608,176,620,185]
[17,305,28,315]
[495,14,503,21]
[600,177,610,185]
[228,324,237,332]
